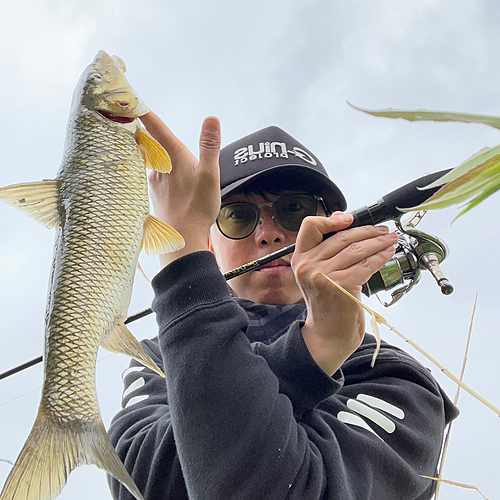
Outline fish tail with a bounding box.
[0,412,144,500]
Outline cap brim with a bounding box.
[220,164,347,213]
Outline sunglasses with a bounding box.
[217,194,328,240]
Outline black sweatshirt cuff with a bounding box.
[151,251,232,330]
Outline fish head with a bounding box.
[72,50,150,123]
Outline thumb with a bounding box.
[199,116,221,168]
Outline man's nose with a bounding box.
[255,209,285,245]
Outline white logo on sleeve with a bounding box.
[121,366,150,409]
[337,394,405,441]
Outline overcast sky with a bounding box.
[1,1,500,499]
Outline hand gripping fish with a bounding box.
[0,51,184,500]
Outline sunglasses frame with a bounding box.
[217,194,328,240]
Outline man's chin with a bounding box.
[246,282,302,305]
[229,268,301,304]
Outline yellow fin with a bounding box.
[141,214,185,255]
[0,412,145,500]
[136,127,172,173]
[0,180,60,229]
[101,322,164,378]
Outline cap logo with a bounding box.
[233,142,317,166]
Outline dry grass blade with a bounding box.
[313,269,500,416]
[423,476,489,500]
[137,260,151,283]
[435,293,478,500]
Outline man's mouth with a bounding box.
[256,258,291,271]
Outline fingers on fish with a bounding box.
[0,413,144,500]
[0,180,60,229]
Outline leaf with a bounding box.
[422,144,500,189]
[409,157,500,211]
[348,102,500,129]
[348,102,500,216]
[424,154,500,200]
[453,176,500,220]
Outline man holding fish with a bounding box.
[109,114,458,499]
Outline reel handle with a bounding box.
[421,252,454,295]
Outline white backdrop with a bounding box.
[1,1,500,499]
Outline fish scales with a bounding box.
[42,108,148,424]
[0,51,184,500]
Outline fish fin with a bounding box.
[137,260,151,282]
[0,180,60,229]
[101,322,165,377]
[136,127,172,173]
[0,413,144,500]
[141,214,185,255]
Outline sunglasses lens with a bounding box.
[274,195,317,230]
[217,195,319,239]
[217,203,259,239]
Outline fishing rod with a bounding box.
[0,168,453,381]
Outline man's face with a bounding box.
[210,190,321,305]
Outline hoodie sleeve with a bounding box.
[108,250,457,500]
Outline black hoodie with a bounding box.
[108,251,458,500]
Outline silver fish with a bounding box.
[0,51,184,500]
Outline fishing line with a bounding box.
[0,387,41,409]
[0,309,151,381]
[0,353,118,408]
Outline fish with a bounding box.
[0,51,184,500]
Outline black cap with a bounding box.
[219,126,347,212]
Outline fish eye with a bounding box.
[87,73,103,84]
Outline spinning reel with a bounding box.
[362,211,453,306]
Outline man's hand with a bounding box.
[291,213,398,375]
[141,112,222,268]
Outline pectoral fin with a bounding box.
[0,180,60,229]
[136,127,172,173]
[141,214,185,255]
[101,322,164,377]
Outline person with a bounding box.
[108,113,458,500]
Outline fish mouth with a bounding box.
[98,110,136,124]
